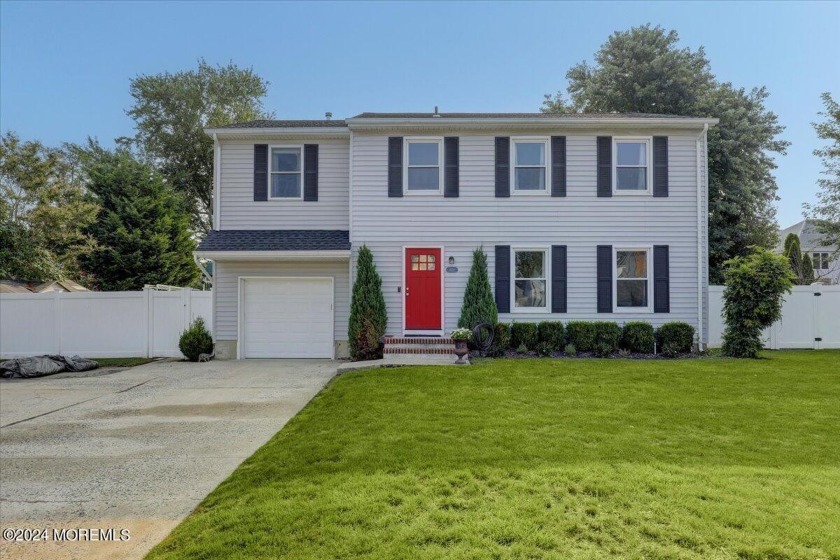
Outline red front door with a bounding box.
[405,248,442,331]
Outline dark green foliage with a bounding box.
[721,249,793,358]
[458,248,498,329]
[488,323,511,357]
[804,93,840,252]
[593,322,622,356]
[348,245,387,361]
[566,321,597,352]
[78,145,199,290]
[179,317,213,362]
[784,233,809,285]
[656,322,696,355]
[535,341,554,357]
[621,322,655,353]
[563,343,577,356]
[542,25,789,283]
[510,322,538,351]
[537,321,565,351]
[124,60,272,234]
[801,253,815,284]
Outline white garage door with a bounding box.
[241,277,334,358]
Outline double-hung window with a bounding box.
[512,139,549,193]
[614,138,651,193]
[405,138,443,193]
[615,248,651,309]
[813,252,830,270]
[269,146,303,199]
[512,248,549,311]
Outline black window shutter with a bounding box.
[444,137,459,198]
[597,245,613,313]
[551,136,566,197]
[253,144,268,201]
[495,137,510,198]
[551,245,567,313]
[597,136,612,198]
[653,245,670,313]
[303,144,318,201]
[495,245,511,313]
[388,137,403,198]
[653,136,669,197]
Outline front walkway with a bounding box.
[0,359,337,560]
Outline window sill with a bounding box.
[613,307,654,313]
[511,190,550,196]
[510,308,552,314]
[404,190,443,196]
[612,190,652,196]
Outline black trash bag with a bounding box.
[0,355,99,379]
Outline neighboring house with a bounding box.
[776,219,839,284]
[196,112,718,359]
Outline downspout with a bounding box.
[194,253,213,285]
[696,123,708,350]
[213,133,220,230]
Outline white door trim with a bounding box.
[401,245,445,337]
[237,276,335,359]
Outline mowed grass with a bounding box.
[94,357,156,367]
[147,351,840,560]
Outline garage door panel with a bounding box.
[241,278,334,358]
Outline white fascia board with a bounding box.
[204,127,350,138]
[194,250,351,261]
[346,117,719,130]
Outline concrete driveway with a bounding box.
[0,359,337,560]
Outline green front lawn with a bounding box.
[148,351,840,560]
[95,357,156,367]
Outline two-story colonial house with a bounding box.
[196,112,717,359]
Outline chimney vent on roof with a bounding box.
[325,112,333,121]
[432,106,440,117]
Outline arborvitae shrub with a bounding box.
[179,317,213,362]
[348,245,387,361]
[457,247,498,329]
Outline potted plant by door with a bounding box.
[450,328,472,365]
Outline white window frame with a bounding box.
[613,137,653,195]
[510,246,551,313]
[268,144,304,200]
[403,137,444,195]
[613,245,653,313]
[510,137,551,195]
[813,252,830,270]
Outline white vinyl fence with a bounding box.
[709,285,840,349]
[0,288,212,358]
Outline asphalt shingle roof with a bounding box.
[351,112,697,119]
[197,230,350,252]
[211,119,347,129]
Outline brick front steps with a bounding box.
[383,337,457,357]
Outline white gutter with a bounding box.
[205,127,350,137]
[346,116,719,129]
[193,250,351,261]
[696,123,709,350]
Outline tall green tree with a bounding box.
[348,245,387,361]
[0,132,98,281]
[804,93,840,256]
[458,247,498,329]
[542,25,788,283]
[76,143,199,290]
[123,60,272,234]
[783,233,804,284]
[801,253,815,285]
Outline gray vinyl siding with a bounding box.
[350,130,706,338]
[213,260,350,342]
[218,139,349,230]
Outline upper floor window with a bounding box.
[615,248,651,310]
[614,138,651,194]
[512,248,549,311]
[270,146,303,199]
[813,252,830,270]
[404,138,443,193]
[512,139,549,193]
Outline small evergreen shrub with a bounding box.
[563,343,577,356]
[510,322,538,351]
[618,348,631,358]
[516,343,528,354]
[566,321,596,352]
[457,247,498,329]
[490,323,511,356]
[656,322,695,355]
[349,245,388,361]
[537,321,565,351]
[179,317,213,362]
[593,322,622,355]
[621,322,655,353]
[536,341,554,357]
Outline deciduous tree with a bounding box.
[804,92,840,259]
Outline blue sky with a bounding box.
[1,1,838,227]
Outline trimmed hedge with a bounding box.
[593,322,622,357]
[566,321,596,352]
[537,321,565,351]
[510,322,538,351]
[656,322,695,355]
[490,323,511,357]
[621,322,656,353]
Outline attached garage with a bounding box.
[240,277,334,358]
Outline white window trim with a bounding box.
[268,144,304,200]
[510,246,551,313]
[613,245,653,313]
[510,137,551,195]
[403,137,444,195]
[813,252,830,270]
[612,137,653,196]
